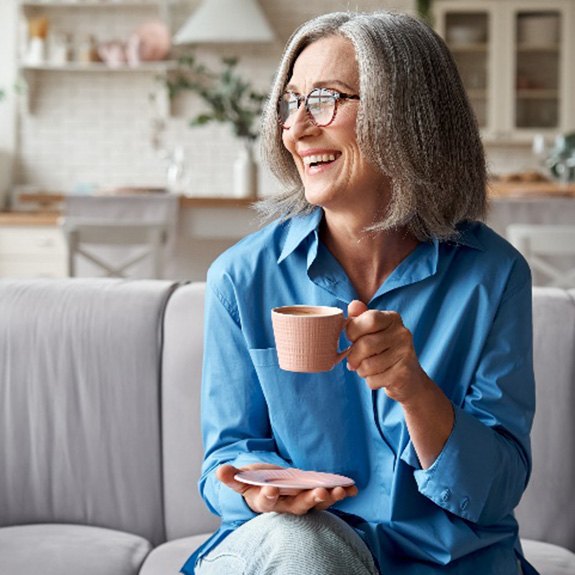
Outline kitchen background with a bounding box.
[0,0,415,206]
[2,0,570,207]
[0,0,574,281]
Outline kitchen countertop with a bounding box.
[1,195,258,227]
[14,193,257,210]
[0,211,61,226]
[2,183,575,228]
[488,181,575,198]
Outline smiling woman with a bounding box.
[180,11,537,575]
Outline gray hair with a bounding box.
[256,11,487,241]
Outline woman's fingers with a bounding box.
[216,464,247,493]
[217,464,358,514]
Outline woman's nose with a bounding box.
[287,105,319,139]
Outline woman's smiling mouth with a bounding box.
[301,152,341,173]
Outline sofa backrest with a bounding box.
[516,287,575,552]
[0,279,177,546]
[161,282,219,540]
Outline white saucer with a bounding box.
[234,468,355,495]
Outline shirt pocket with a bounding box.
[247,346,356,471]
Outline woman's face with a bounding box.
[281,35,389,214]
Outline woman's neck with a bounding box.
[320,214,419,304]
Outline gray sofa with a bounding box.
[0,279,573,575]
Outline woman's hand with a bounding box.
[345,300,454,468]
[216,463,358,515]
[345,300,432,405]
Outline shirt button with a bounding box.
[460,497,470,511]
[440,488,451,502]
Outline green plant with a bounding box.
[166,55,267,142]
[417,0,433,24]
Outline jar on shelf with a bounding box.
[76,35,99,63]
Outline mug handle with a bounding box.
[334,346,351,366]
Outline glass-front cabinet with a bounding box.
[434,0,574,143]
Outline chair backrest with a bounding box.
[516,287,575,552]
[506,224,575,288]
[62,219,168,279]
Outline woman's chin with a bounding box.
[303,186,338,208]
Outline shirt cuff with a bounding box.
[204,451,290,525]
[401,406,498,522]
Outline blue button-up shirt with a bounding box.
[181,209,537,575]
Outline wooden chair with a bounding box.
[62,219,168,279]
[506,224,575,288]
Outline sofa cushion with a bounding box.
[0,524,151,575]
[515,288,575,552]
[522,539,575,575]
[0,279,178,545]
[139,533,212,575]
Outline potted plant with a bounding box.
[417,0,433,24]
[166,55,267,198]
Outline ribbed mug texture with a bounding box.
[271,305,345,372]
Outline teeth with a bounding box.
[303,154,336,166]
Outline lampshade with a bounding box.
[173,0,276,44]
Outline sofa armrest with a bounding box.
[161,282,220,540]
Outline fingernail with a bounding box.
[265,495,276,500]
[314,496,325,503]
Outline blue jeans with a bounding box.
[195,510,380,575]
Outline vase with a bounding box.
[233,141,258,198]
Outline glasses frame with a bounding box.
[278,87,360,130]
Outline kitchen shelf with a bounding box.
[20,61,178,72]
[447,43,488,53]
[516,89,559,100]
[20,1,172,7]
[17,0,177,114]
[516,44,560,53]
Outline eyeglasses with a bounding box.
[277,87,360,129]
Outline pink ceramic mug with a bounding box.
[271,305,350,373]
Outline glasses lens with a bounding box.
[278,93,299,127]
[307,89,336,127]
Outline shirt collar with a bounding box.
[450,221,486,251]
[277,208,323,264]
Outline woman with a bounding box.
[181,10,537,575]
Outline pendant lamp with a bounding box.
[173,0,275,44]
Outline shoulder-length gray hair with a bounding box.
[257,11,487,241]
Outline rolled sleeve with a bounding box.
[411,407,516,522]
[402,263,534,526]
[202,451,289,524]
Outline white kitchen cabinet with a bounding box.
[0,225,67,278]
[434,0,575,143]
